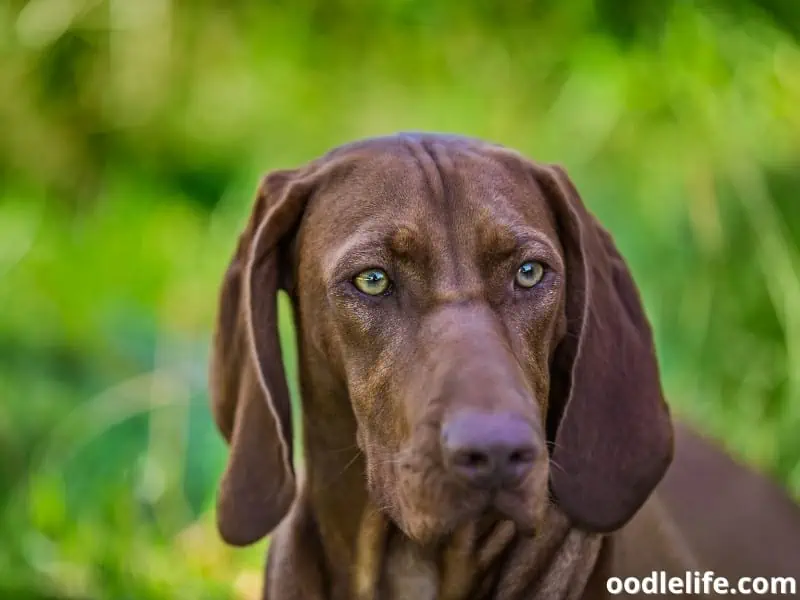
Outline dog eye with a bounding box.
[353,268,392,296]
[515,261,545,288]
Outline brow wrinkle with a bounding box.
[479,222,518,259]
[403,135,445,208]
[389,226,430,267]
[324,225,427,280]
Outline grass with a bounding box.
[1,1,799,597]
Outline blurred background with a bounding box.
[1,0,799,598]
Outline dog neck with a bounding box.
[353,504,603,600]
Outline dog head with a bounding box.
[209,134,673,546]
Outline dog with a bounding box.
[209,133,800,599]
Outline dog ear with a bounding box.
[209,167,318,546]
[535,164,674,533]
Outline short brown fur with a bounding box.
[210,134,800,599]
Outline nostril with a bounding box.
[508,448,535,466]
[441,410,540,488]
[452,449,492,471]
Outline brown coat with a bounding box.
[209,134,800,599]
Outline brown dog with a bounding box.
[209,134,800,599]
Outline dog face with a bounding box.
[293,141,565,542]
[210,134,673,548]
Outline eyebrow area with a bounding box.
[324,225,430,281]
[478,222,562,266]
[324,221,562,283]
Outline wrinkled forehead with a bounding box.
[297,140,560,272]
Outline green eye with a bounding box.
[353,268,391,296]
[515,261,545,288]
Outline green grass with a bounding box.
[1,1,799,598]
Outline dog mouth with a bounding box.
[387,443,547,542]
[445,461,549,536]
[437,485,543,538]
[492,490,541,535]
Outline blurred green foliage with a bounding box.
[1,1,799,598]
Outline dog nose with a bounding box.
[441,411,539,488]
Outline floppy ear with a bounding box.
[209,167,317,546]
[535,164,674,533]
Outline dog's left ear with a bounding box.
[534,163,674,533]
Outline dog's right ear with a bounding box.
[209,166,322,546]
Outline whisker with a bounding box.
[545,439,564,453]
[330,443,361,453]
[548,457,567,475]
[338,450,364,476]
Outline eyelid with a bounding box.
[324,235,387,283]
[354,267,388,277]
[327,255,392,286]
[522,260,553,277]
[516,244,562,274]
[519,259,545,270]
[348,265,394,283]
[507,254,554,280]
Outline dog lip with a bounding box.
[491,490,541,534]
[445,493,538,539]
